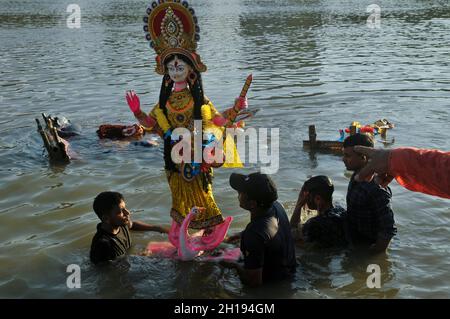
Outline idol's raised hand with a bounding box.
[126,90,157,129]
[235,96,248,110]
[125,90,141,114]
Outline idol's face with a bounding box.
[166,56,191,83]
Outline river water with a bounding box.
[0,0,449,298]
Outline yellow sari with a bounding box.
[147,88,241,229]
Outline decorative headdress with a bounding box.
[143,0,207,75]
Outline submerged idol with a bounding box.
[126,1,250,256]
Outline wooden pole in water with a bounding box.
[36,118,51,154]
[309,125,317,148]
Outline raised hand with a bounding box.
[126,91,157,129]
[212,115,227,127]
[235,96,248,110]
[126,90,141,114]
[297,185,310,208]
[354,146,394,187]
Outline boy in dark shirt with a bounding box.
[290,175,348,248]
[342,133,397,253]
[90,191,169,264]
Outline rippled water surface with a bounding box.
[1,0,449,298]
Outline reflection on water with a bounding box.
[1,0,450,298]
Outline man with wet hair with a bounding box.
[342,133,397,253]
[290,175,348,247]
[90,191,169,264]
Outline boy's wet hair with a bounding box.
[304,175,334,203]
[93,191,124,220]
[343,133,374,148]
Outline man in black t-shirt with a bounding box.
[222,172,297,287]
[90,191,169,264]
